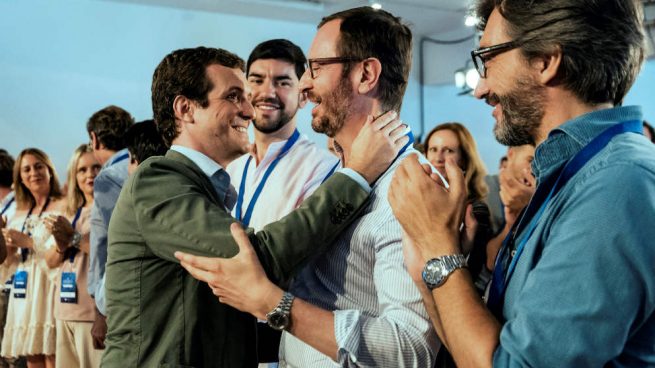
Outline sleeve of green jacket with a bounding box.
[129,159,368,286]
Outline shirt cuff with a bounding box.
[333,309,363,366]
[95,275,107,316]
[338,168,371,194]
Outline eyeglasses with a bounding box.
[307,56,362,79]
[470,40,522,78]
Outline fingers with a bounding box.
[229,222,253,254]
[370,110,399,131]
[388,123,409,143]
[178,259,217,285]
[444,157,465,200]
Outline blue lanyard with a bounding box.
[235,129,300,227]
[68,207,83,263]
[320,131,415,184]
[109,152,129,167]
[487,120,643,320]
[321,162,341,184]
[19,197,51,263]
[0,196,14,216]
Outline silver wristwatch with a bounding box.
[422,254,467,289]
[266,292,295,331]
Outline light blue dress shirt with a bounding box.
[494,106,655,367]
[88,149,129,314]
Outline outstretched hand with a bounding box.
[347,110,409,184]
[175,223,283,320]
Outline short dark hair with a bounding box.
[0,149,14,188]
[644,120,655,143]
[86,105,135,151]
[125,119,168,164]
[319,7,413,112]
[475,0,644,106]
[152,47,245,147]
[247,39,307,79]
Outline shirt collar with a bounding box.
[532,105,643,181]
[103,148,129,169]
[251,133,302,167]
[170,145,224,178]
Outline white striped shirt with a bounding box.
[280,148,440,367]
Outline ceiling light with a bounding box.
[369,0,382,10]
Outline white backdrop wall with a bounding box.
[0,0,652,179]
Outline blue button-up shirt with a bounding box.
[88,149,130,313]
[494,106,655,367]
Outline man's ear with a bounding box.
[90,132,101,150]
[173,95,195,125]
[356,57,382,95]
[532,46,562,86]
[298,90,308,109]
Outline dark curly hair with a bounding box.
[151,47,245,147]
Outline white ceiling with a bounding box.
[103,0,473,38]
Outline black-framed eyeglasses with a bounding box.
[307,56,362,79]
[470,40,522,78]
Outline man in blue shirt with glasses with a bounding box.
[389,0,655,367]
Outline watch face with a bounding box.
[423,259,445,287]
[268,311,289,331]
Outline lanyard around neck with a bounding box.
[109,152,129,167]
[67,206,83,264]
[320,131,415,184]
[487,119,643,320]
[235,129,300,227]
[19,196,51,263]
[1,196,14,216]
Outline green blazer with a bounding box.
[102,150,369,368]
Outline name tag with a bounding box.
[60,272,77,304]
[13,271,27,299]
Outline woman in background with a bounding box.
[44,144,101,368]
[0,148,65,368]
[423,122,493,368]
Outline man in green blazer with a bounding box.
[101,46,408,367]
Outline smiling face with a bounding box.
[20,154,52,197]
[473,8,545,146]
[299,19,355,138]
[248,59,303,134]
[76,152,100,199]
[426,129,464,180]
[188,64,253,164]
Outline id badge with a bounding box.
[13,271,27,299]
[1,276,13,296]
[60,272,77,304]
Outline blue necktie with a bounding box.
[210,170,237,211]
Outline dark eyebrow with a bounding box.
[248,73,264,79]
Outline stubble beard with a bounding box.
[311,77,353,138]
[252,99,294,134]
[492,76,545,147]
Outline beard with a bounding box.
[490,76,545,147]
[252,97,294,134]
[310,77,353,138]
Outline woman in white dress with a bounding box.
[0,148,65,368]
